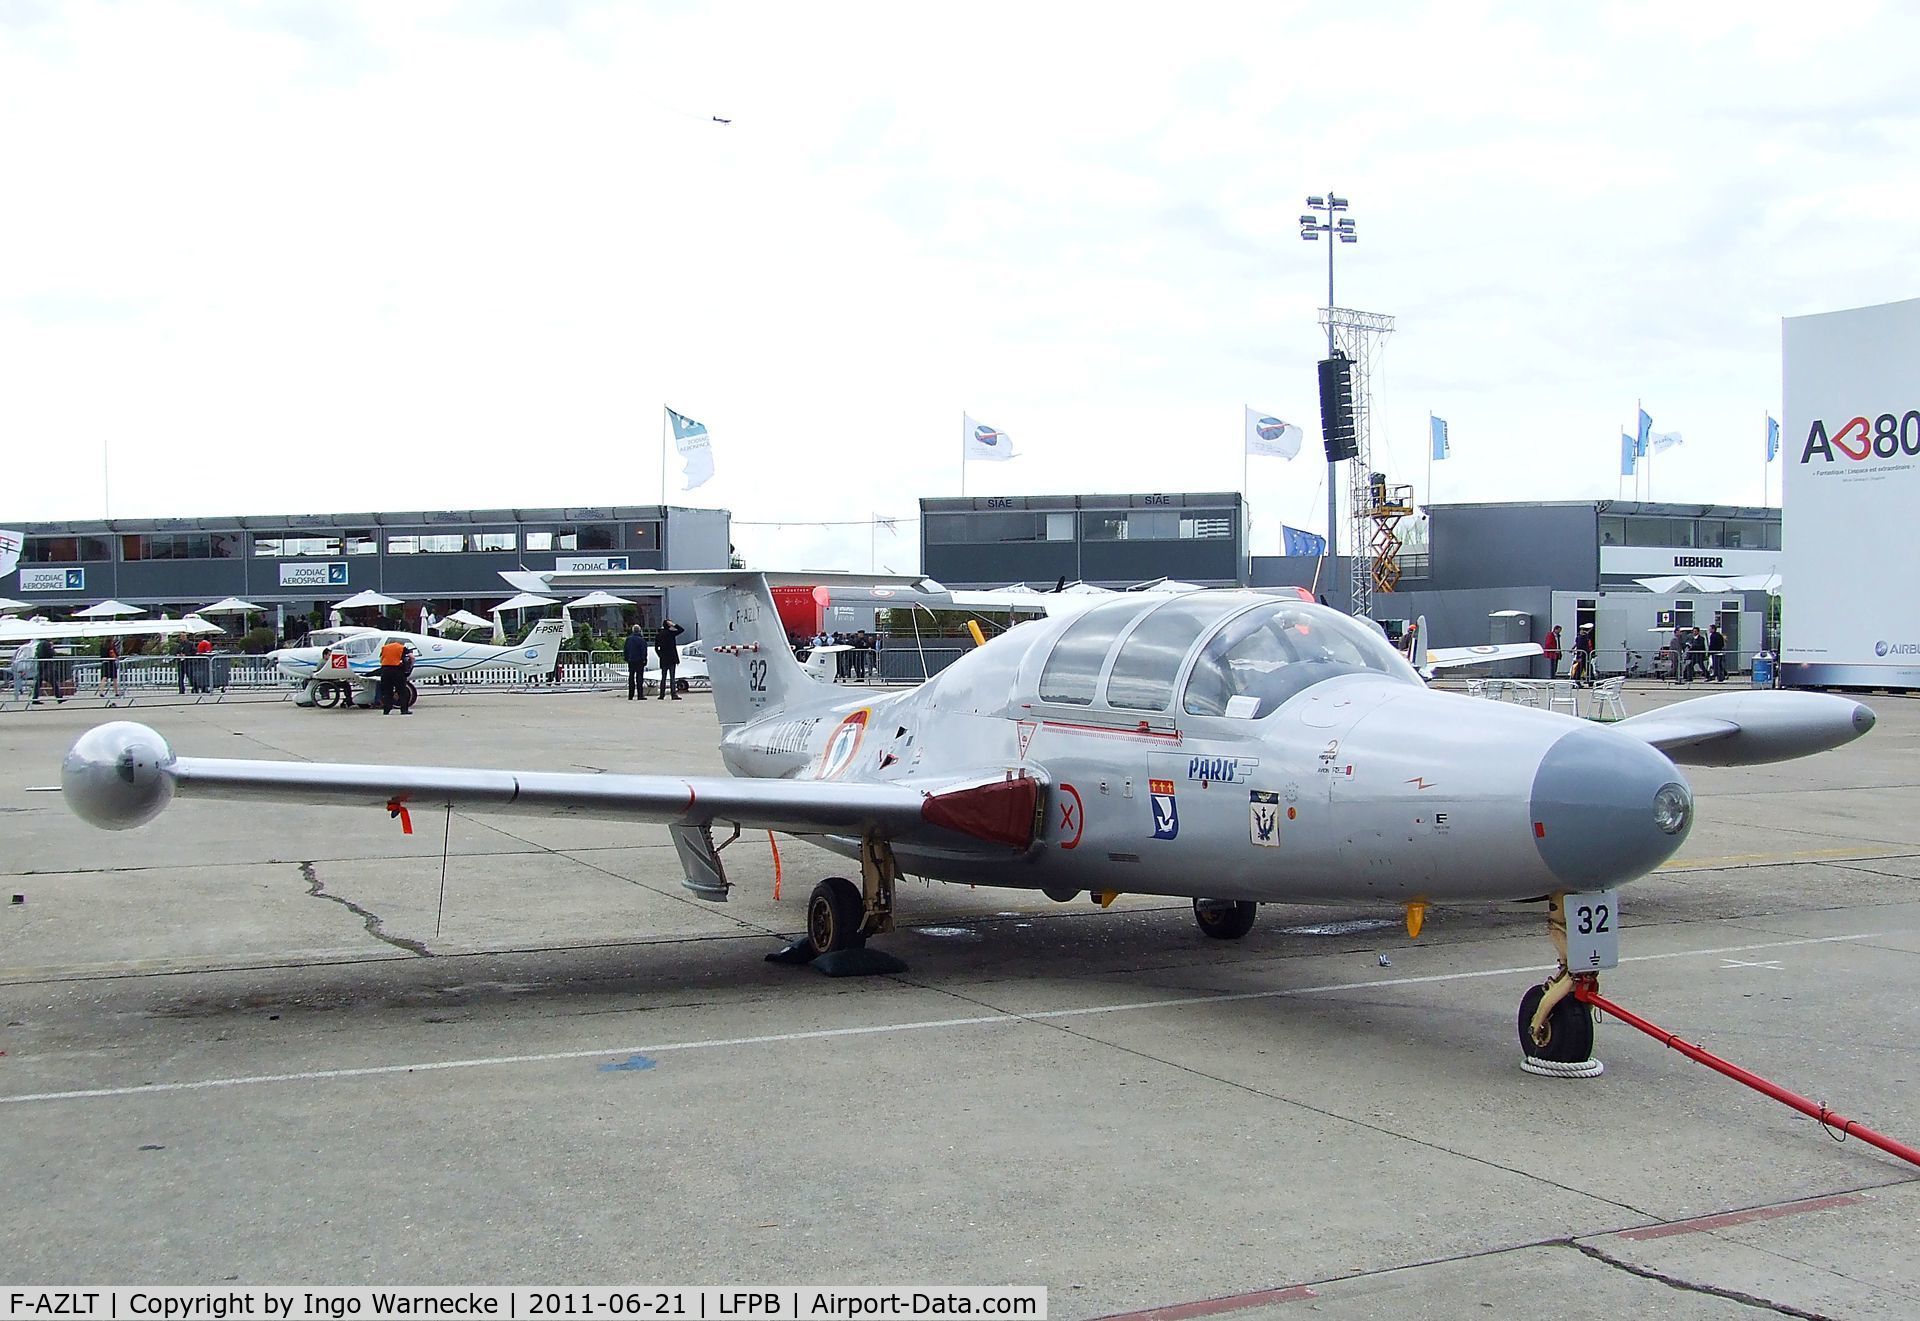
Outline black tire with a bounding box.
[806,877,867,956]
[314,684,340,709]
[675,677,690,694]
[405,680,419,707]
[1517,983,1595,1063]
[1193,898,1258,940]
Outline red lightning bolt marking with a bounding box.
[1406,777,1436,791]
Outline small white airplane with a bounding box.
[271,619,566,708]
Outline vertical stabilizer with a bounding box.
[695,575,843,728]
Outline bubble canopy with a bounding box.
[1182,600,1417,717]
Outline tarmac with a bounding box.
[1,682,1917,1318]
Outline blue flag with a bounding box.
[1429,415,1450,461]
[1766,414,1780,461]
[1281,525,1327,557]
[1620,433,1637,477]
[1636,408,1652,457]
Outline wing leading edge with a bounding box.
[62,721,1042,850]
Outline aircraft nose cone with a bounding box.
[1530,728,1692,887]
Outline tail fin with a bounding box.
[694,576,841,728]
[517,618,567,674]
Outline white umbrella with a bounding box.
[566,590,633,609]
[494,592,557,613]
[333,589,402,611]
[432,609,493,634]
[0,597,31,614]
[74,599,143,618]
[199,596,264,615]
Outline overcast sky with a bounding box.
[3,1,1915,572]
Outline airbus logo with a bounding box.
[1800,410,1920,463]
[1875,641,1920,657]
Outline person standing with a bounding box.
[1542,624,1563,680]
[12,639,36,702]
[32,637,63,703]
[654,618,684,699]
[100,637,121,698]
[194,635,215,693]
[1571,623,1595,687]
[378,635,408,714]
[1708,623,1728,682]
[173,635,191,693]
[623,624,649,700]
[1687,627,1709,684]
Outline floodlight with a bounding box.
[1299,215,1317,226]
[1338,232,1356,243]
[1337,218,1355,231]
[1307,195,1326,208]
[1328,195,1349,210]
[1301,228,1320,240]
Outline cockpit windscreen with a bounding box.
[1183,602,1414,717]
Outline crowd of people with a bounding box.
[788,630,883,682]
[1541,620,1732,685]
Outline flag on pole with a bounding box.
[1620,433,1637,477]
[1649,430,1683,454]
[1636,407,1653,456]
[0,528,21,579]
[963,414,1015,461]
[1429,415,1450,461]
[1280,525,1327,557]
[666,407,715,489]
[1245,407,1303,459]
[1766,414,1780,461]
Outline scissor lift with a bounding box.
[1364,473,1416,593]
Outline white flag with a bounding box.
[667,407,714,490]
[0,529,22,579]
[963,414,1016,461]
[1649,430,1683,454]
[1245,407,1303,459]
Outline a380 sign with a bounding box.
[1800,410,1920,463]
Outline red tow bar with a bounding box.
[1574,982,1920,1169]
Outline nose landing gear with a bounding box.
[1520,893,1604,1078]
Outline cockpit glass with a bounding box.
[1037,599,1158,706]
[1183,603,1411,717]
[1106,595,1245,711]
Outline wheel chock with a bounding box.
[812,947,908,978]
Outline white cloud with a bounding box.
[2,0,1916,572]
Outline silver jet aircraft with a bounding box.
[60,571,1873,1070]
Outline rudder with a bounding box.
[694,575,837,728]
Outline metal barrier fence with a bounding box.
[1524,647,1767,684]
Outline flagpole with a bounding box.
[660,407,670,506]
[960,413,967,498]
[1617,421,1623,501]
[1426,412,1434,514]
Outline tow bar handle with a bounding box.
[1574,983,1920,1169]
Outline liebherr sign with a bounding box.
[1782,296,1920,687]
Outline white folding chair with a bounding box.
[1590,676,1627,721]
[1465,678,1487,699]
[1547,679,1580,717]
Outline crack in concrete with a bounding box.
[1568,1239,1838,1319]
[297,861,432,958]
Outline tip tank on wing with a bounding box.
[63,721,177,830]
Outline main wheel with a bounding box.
[404,680,419,707]
[806,877,867,956]
[1517,983,1595,1063]
[313,683,340,709]
[675,677,691,694]
[1193,898,1258,940]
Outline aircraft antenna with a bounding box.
[1318,306,1396,616]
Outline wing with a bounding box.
[1424,643,1543,671]
[1,617,223,642]
[62,722,1042,851]
[1615,692,1875,766]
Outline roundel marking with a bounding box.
[818,708,870,780]
[1256,417,1286,441]
[1057,783,1085,850]
[974,425,1001,447]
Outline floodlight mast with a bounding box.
[1301,191,1358,564]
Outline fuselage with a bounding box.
[717,592,1693,905]
[272,624,561,692]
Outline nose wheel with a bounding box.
[1193,898,1258,940]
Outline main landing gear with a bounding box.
[1519,893,1603,1078]
[1193,899,1258,940]
[768,829,909,977]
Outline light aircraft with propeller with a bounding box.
[60,570,1872,1070]
[271,619,566,707]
